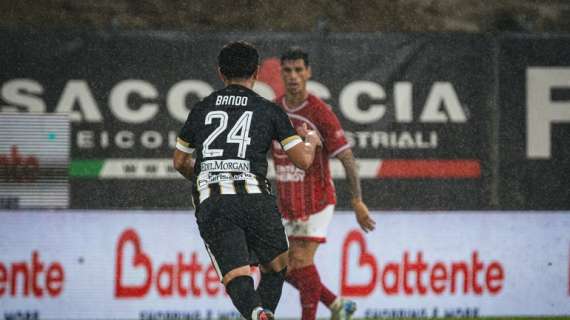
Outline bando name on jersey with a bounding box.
[215,95,248,106]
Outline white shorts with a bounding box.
[282,204,334,243]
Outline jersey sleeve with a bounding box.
[176,109,198,154]
[317,104,350,157]
[272,104,302,151]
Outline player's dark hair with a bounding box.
[218,41,259,79]
[280,47,309,67]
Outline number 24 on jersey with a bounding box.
[202,111,253,159]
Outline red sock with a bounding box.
[319,283,337,307]
[286,265,321,320]
[287,267,338,308]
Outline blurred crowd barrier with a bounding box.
[0,30,569,210]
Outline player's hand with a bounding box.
[299,123,322,147]
[296,123,309,137]
[352,198,376,233]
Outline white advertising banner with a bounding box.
[0,211,569,319]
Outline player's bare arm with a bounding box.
[286,124,321,170]
[172,149,195,180]
[336,148,376,232]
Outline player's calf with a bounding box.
[226,275,263,319]
[257,267,287,312]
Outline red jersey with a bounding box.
[271,94,350,220]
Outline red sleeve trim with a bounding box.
[287,235,327,243]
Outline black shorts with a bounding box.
[195,193,288,279]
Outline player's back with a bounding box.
[179,84,295,205]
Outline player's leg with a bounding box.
[283,205,356,319]
[204,236,267,319]
[258,250,289,312]
[287,261,354,320]
[286,238,322,320]
[222,266,264,319]
[245,194,290,315]
[287,238,356,320]
[197,198,267,320]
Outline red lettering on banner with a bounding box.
[340,230,505,297]
[450,261,468,293]
[177,252,203,297]
[430,262,447,294]
[472,251,485,294]
[115,229,152,298]
[0,263,5,296]
[341,230,378,296]
[157,264,175,295]
[204,265,220,296]
[486,262,504,294]
[381,263,399,295]
[0,251,64,298]
[46,262,64,296]
[188,253,203,296]
[114,229,223,298]
[0,145,40,182]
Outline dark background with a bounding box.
[1,1,569,211]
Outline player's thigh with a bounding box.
[287,239,320,268]
[244,194,289,266]
[283,204,335,242]
[197,197,251,281]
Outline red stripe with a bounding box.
[378,159,481,178]
[288,236,327,243]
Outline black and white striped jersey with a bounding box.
[176,84,302,205]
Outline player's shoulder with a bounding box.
[249,90,278,108]
[307,94,332,110]
[193,88,221,110]
[306,94,337,120]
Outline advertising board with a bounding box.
[1,211,568,319]
[0,31,493,209]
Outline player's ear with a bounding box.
[307,65,312,79]
[217,67,226,82]
[252,67,259,81]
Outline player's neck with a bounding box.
[285,90,309,108]
[225,78,255,89]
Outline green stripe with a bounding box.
[70,160,104,178]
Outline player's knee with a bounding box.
[261,250,289,273]
[222,265,251,286]
[288,252,313,270]
[274,251,289,271]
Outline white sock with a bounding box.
[330,297,342,311]
[251,306,264,320]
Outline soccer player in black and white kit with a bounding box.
[173,41,321,320]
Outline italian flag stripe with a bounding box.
[378,159,481,178]
[70,160,104,178]
[70,159,480,179]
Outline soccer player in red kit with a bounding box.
[271,47,376,320]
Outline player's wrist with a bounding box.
[351,197,363,206]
